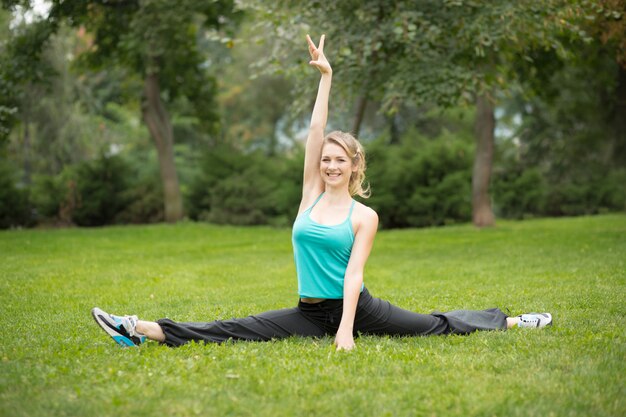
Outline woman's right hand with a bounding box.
[307,34,332,75]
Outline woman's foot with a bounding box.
[517,312,553,328]
[91,307,147,347]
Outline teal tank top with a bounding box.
[292,193,361,299]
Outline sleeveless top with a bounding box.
[292,193,361,299]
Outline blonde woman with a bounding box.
[92,35,551,350]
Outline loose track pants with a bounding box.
[157,288,508,347]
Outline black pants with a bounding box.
[156,288,508,347]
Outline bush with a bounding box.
[30,155,133,227]
[71,154,132,226]
[29,153,165,226]
[187,146,302,226]
[116,174,164,224]
[0,159,32,229]
[492,167,547,219]
[492,152,625,219]
[545,169,626,216]
[30,166,80,225]
[367,129,473,228]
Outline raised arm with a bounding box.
[299,34,332,213]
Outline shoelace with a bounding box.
[123,315,141,337]
[519,314,539,327]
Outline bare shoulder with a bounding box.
[352,201,379,234]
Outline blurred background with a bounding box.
[1,0,624,230]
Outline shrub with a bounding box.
[367,129,473,228]
[545,169,626,216]
[492,150,625,219]
[71,154,132,226]
[30,166,80,225]
[492,167,547,219]
[29,154,165,226]
[0,159,32,229]
[187,146,302,226]
[116,174,164,224]
[55,153,167,226]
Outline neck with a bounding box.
[323,185,352,204]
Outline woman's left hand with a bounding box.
[334,328,355,351]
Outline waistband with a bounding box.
[297,287,371,311]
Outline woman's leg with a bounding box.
[506,316,520,329]
[353,289,508,337]
[136,320,166,342]
[155,307,327,347]
[93,305,326,347]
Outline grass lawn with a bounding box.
[1,214,624,417]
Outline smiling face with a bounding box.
[320,142,356,189]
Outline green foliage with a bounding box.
[493,40,626,219]
[2,1,624,229]
[116,174,164,224]
[214,19,297,153]
[0,159,32,228]
[545,169,626,216]
[29,167,75,223]
[49,0,242,134]
[367,128,473,228]
[71,154,132,226]
[0,17,55,143]
[492,161,625,220]
[187,146,302,226]
[252,0,595,113]
[29,153,165,226]
[492,168,548,219]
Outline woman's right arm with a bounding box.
[299,34,332,213]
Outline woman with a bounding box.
[92,35,552,351]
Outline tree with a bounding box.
[216,20,296,155]
[0,10,54,148]
[248,0,599,227]
[2,0,241,222]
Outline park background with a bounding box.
[1,1,625,417]
[1,0,625,229]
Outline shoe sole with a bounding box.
[91,307,137,347]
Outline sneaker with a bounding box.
[518,312,553,328]
[91,307,147,347]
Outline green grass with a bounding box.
[1,214,625,417]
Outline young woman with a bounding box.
[92,35,552,351]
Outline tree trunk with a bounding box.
[472,93,495,227]
[352,94,368,137]
[142,73,183,223]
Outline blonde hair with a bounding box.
[323,130,370,198]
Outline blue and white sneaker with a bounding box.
[518,312,553,328]
[91,307,147,347]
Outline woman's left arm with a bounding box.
[335,207,379,351]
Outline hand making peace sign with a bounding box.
[307,34,332,75]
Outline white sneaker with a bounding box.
[518,312,553,328]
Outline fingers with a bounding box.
[306,34,315,50]
[306,33,326,52]
[335,344,355,352]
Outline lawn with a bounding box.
[0,214,624,417]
